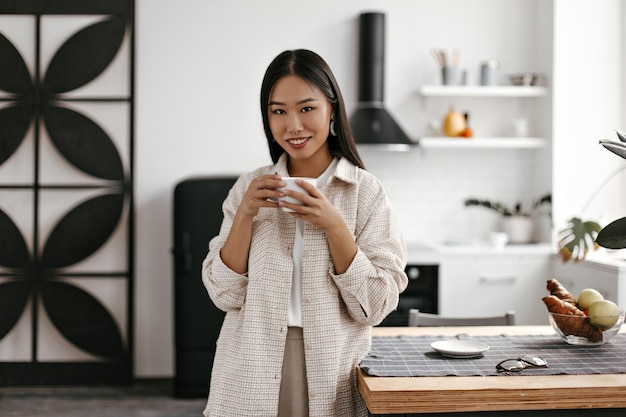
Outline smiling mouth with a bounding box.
[287,137,310,146]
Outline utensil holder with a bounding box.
[441,66,457,85]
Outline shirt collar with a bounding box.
[274,153,359,185]
[334,157,359,184]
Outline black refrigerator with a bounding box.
[172,176,237,398]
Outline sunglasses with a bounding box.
[496,355,548,372]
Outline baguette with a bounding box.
[542,295,602,342]
[546,278,577,305]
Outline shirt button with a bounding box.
[305,342,312,350]
[303,296,311,303]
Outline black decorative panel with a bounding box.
[0,0,134,385]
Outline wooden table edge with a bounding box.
[360,325,626,414]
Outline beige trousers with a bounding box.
[278,327,309,417]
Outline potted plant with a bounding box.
[597,130,626,248]
[464,193,552,243]
[558,129,626,262]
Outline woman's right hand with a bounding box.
[221,174,284,274]
[237,174,285,218]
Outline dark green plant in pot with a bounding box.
[464,194,552,217]
[597,130,626,249]
[464,194,552,244]
[558,130,626,262]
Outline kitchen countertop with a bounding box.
[406,241,626,271]
[406,241,555,264]
[570,250,626,268]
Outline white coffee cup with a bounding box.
[277,177,316,212]
[489,231,509,249]
[511,118,529,137]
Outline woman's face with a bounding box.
[268,75,333,168]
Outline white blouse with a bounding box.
[288,158,339,327]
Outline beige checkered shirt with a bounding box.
[202,155,408,417]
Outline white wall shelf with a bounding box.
[418,85,548,98]
[419,137,547,149]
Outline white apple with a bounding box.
[577,288,604,311]
[587,300,621,329]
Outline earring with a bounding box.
[330,113,336,137]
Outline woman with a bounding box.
[202,49,407,417]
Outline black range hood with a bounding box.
[350,12,413,149]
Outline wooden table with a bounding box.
[360,325,626,416]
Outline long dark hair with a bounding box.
[260,49,365,169]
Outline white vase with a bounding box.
[502,216,535,244]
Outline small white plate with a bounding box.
[430,340,490,358]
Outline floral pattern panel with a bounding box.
[0,0,134,384]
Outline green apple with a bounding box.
[577,288,604,310]
[587,300,621,329]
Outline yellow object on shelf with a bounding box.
[443,108,466,137]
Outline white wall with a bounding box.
[552,0,625,239]
[135,0,624,376]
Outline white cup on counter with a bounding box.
[489,232,509,249]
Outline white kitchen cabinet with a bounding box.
[552,256,626,311]
[439,253,552,325]
[417,85,548,148]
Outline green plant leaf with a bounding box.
[464,193,551,217]
[596,217,626,249]
[464,198,512,216]
[600,139,626,160]
[557,217,602,262]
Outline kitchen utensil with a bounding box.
[509,73,544,86]
[441,66,457,85]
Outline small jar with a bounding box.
[480,59,500,86]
